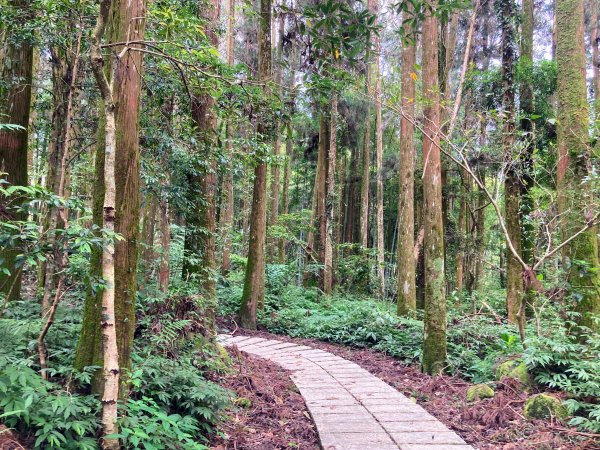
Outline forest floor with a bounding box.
[216,319,600,450]
[208,347,319,450]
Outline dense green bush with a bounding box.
[0,292,232,449]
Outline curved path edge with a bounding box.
[218,334,475,450]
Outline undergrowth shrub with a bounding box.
[0,358,100,449]
[1,285,233,449]
[524,323,600,432]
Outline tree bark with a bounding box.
[520,0,535,313]
[373,0,385,298]
[0,0,34,302]
[498,0,524,325]
[421,0,447,375]
[324,98,337,295]
[359,70,371,249]
[183,0,220,331]
[89,0,120,444]
[220,0,236,275]
[240,0,271,329]
[397,13,417,316]
[556,0,600,332]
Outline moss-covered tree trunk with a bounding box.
[498,0,524,325]
[421,0,447,375]
[397,12,416,316]
[239,0,271,329]
[74,0,146,389]
[359,69,371,249]
[520,0,535,307]
[280,68,295,264]
[0,0,33,302]
[110,0,146,378]
[556,0,600,332]
[183,0,220,331]
[220,0,236,275]
[324,98,337,295]
[74,102,105,390]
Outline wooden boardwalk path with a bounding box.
[218,334,475,450]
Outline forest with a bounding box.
[1,0,599,447]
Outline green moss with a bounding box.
[523,394,568,420]
[496,359,530,386]
[466,384,495,402]
[234,397,252,408]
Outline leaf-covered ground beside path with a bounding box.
[208,348,319,450]
[217,320,599,450]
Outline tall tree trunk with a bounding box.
[74,0,146,392]
[280,72,295,263]
[556,0,600,332]
[520,0,536,311]
[323,98,337,295]
[38,45,74,300]
[89,0,120,444]
[421,0,447,375]
[397,13,417,316]
[111,0,146,380]
[373,0,385,298]
[220,0,236,275]
[183,0,220,330]
[240,0,271,329]
[0,0,33,302]
[315,114,329,291]
[74,101,105,388]
[359,70,371,248]
[498,0,524,325]
[268,13,284,263]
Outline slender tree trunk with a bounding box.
[90,0,120,445]
[421,1,447,375]
[157,199,170,293]
[39,45,73,301]
[397,13,417,316]
[240,0,271,329]
[373,0,385,298]
[0,0,33,302]
[359,70,371,248]
[183,0,220,331]
[316,114,329,291]
[74,101,105,389]
[474,169,486,292]
[498,0,524,325]
[324,98,337,295]
[221,0,236,275]
[280,73,295,263]
[520,0,536,313]
[556,0,600,332]
[455,170,467,292]
[268,13,284,263]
